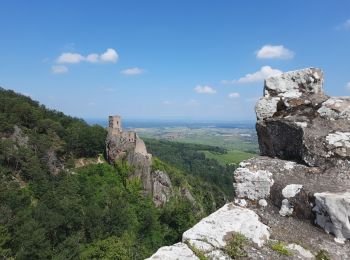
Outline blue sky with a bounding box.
[0,1,349,121]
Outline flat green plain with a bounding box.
[202,150,256,165]
[136,126,258,165]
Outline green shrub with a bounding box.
[316,249,330,260]
[185,241,207,260]
[270,241,292,256]
[223,233,248,258]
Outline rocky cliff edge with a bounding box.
[147,68,350,259]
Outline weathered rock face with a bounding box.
[256,68,350,168]
[235,67,350,254]
[148,203,270,259]
[151,170,172,207]
[182,203,270,249]
[105,116,172,207]
[313,192,350,244]
[146,242,199,260]
[147,68,350,259]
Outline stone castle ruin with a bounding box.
[106,115,172,207]
[107,115,147,159]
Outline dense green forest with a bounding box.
[145,139,235,196]
[0,88,235,259]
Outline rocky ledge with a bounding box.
[147,68,350,259]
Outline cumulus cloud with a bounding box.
[228,92,240,98]
[162,100,171,105]
[222,66,282,84]
[57,53,85,64]
[100,48,119,63]
[256,45,295,59]
[194,85,217,94]
[56,48,119,64]
[121,67,144,75]
[51,65,68,74]
[86,53,99,63]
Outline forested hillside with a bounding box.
[145,139,235,197]
[0,88,234,259]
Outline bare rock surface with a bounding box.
[182,203,270,249]
[145,242,199,260]
[233,67,350,254]
[313,191,350,244]
[147,68,350,259]
[256,68,350,168]
[151,170,172,207]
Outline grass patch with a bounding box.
[315,250,330,260]
[223,233,248,258]
[185,241,208,260]
[270,241,292,256]
[202,150,256,165]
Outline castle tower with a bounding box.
[109,115,122,132]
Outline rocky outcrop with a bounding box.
[256,68,350,167]
[146,242,199,260]
[105,115,172,207]
[151,170,172,207]
[147,203,270,259]
[235,68,350,256]
[182,203,270,249]
[148,68,350,259]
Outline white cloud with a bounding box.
[194,85,217,94]
[86,53,99,63]
[228,92,240,98]
[57,53,85,64]
[162,100,171,105]
[256,45,295,59]
[121,67,144,75]
[346,82,350,90]
[56,48,118,64]
[100,48,119,63]
[224,66,282,84]
[51,65,68,74]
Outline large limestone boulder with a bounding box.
[234,157,350,221]
[234,67,350,246]
[313,191,350,244]
[182,203,270,251]
[145,242,199,260]
[255,68,350,168]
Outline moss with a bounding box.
[270,241,292,256]
[185,241,208,260]
[222,233,248,258]
[315,249,330,260]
